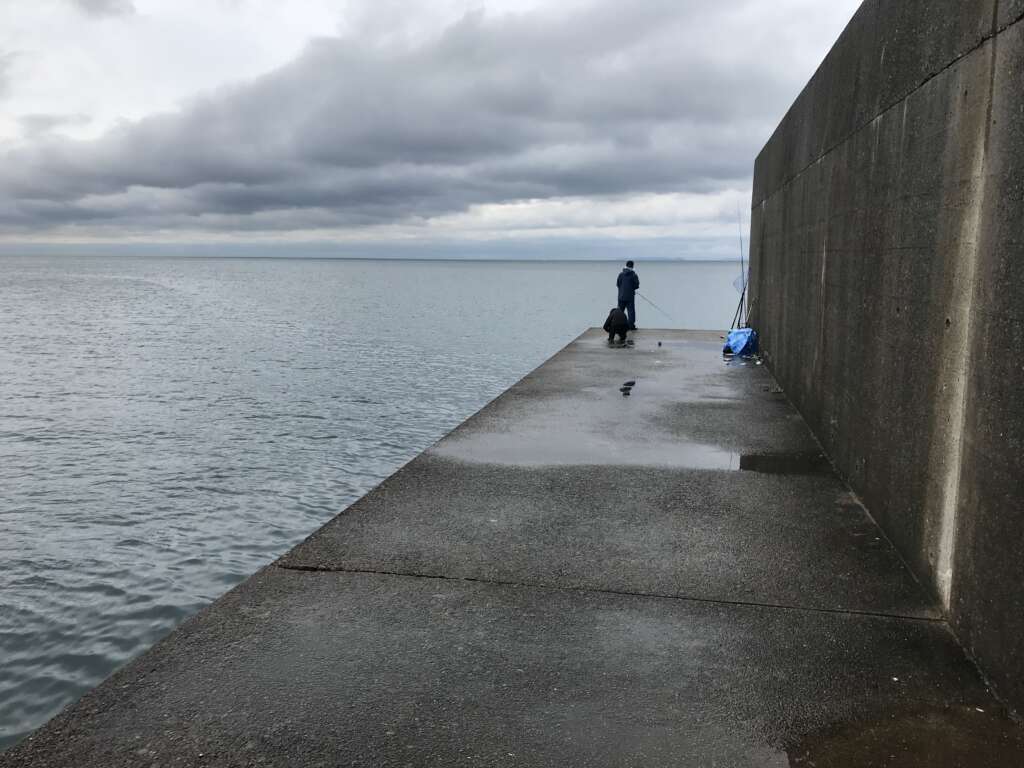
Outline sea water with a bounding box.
[0,255,741,749]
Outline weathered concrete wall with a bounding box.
[749,0,1024,713]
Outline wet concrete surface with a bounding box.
[739,451,834,476]
[280,457,936,618]
[787,704,1024,767]
[2,570,998,768]
[430,332,816,467]
[6,330,1024,766]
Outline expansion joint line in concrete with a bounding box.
[273,563,945,625]
[753,2,1024,210]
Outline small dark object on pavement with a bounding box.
[623,380,636,387]
[619,386,632,394]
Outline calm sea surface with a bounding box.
[0,255,739,749]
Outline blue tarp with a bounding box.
[724,328,758,356]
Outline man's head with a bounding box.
[626,260,634,268]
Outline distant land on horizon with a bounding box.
[0,236,744,263]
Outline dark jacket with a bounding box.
[616,268,639,302]
[603,307,630,338]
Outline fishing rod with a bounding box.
[728,205,748,329]
[636,291,677,324]
[736,204,746,324]
[730,285,746,330]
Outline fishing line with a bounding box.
[636,291,677,324]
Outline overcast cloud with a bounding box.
[71,0,137,17]
[0,51,15,101]
[0,0,861,255]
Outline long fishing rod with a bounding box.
[736,204,746,324]
[730,285,746,330]
[636,291,677,324]
[728,204,748,329]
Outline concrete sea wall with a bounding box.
[749,0,1024,713]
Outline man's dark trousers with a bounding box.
[617,299,636,330]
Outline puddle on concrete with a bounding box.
[434,437,840,476]
[739,452,835,477]
[432,430,741,469]
[786,705,1024,767]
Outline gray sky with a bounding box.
[0,0,861,256]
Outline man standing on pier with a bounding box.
[616,260,640,330]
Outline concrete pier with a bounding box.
[5,331,1023,766]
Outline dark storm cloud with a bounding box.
[69,0,136,17]
[2,0,797,234]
